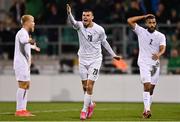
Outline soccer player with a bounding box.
[13,15,40,117]
[66,4,121,120]
[127,14,166,118]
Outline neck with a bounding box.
[84,22,93,28]
[89,22,93,27]
[22,25,29,32]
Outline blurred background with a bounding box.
[0,0,180,102]
[0,0,180,75]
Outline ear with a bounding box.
[145,22,147,26]
[145,21,148,27]
[92,15,94,20]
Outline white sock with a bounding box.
[22,90,28,111]
[90,99,93,105]
[84,92,93,105]
[16,88,26,111]
[150,95,153,108]
[143,92,150,111]
[82,93,91,112]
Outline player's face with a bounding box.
[82,12,94,28]
[27,17,35,32]
[146,18,156,33]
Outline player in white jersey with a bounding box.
[127,14,166,118]
[66,4,121,120]
[13,15,40,117]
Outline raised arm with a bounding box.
[127,14,154,29]
[66,4,79,29]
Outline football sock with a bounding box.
[16,88,25,111]
[22,89,28,110]
[150,95,153,108]
[90,99,94,105]
[82,92,91,112]
[143,91,150,111]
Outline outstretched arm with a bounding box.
[102,40,121,60]
[31,43,40,52]
[127,14,154,29]
[101,28,121,60]
[66,4,79,29]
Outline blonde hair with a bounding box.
[21,15,34,25]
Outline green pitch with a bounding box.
[0,102,180,121]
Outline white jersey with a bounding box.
[134,24,166,65]
[68,14,116,61]
[13,28,31,70]
[76,22,106,59]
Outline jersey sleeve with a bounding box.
[68,13,80,30]
[100,28,107,41]
[133,23,144,35]
[24,44,31,62]
[160,34,166,46]
[101,28,116,57]
[19,33,29,44]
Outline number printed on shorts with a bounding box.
[93,68,98,75]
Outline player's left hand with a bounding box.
[32,43,41,52]
[35,46,40,52]
[152,53,159,61]
[113,56,122,60]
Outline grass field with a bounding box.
[0,102,180,121]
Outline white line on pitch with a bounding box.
[0,107,130,115]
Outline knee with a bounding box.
[144,83,151,92]
[86,84,93,94]
[150,91,153,95]
[150,88,154,95]
[83,84,86,89]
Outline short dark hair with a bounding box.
[82,9,94,15]
[145,15,156,21]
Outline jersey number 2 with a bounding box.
[149,39,153,45]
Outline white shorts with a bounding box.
[79,58,102,81]
[138,63,160,85]
[14,67,30,81]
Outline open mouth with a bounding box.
[83,19,88,22]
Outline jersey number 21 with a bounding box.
[88,35,92,42]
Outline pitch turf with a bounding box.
[0,102,180,121]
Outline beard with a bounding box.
[147,27,155,33]
[83,22,89,28]
[30,27,34,32]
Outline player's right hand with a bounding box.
[66,4,71,15]
[113,56,122,60]
[144,14,155,19]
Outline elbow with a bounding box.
[127,18,132,25]
[163,48,166,54]
[127,18,131,24]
